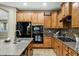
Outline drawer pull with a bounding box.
[66,54,69,56]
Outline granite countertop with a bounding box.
[0,38,33,56]
[44,33,79,54]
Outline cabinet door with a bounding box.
[61,3,65,18]
[38,12,44,25]
[51,37,55,49]
[57,11,63,28]
[54,41,60,56]
[64,2,72,16]
[32,12,38,24]
[69,48,77,56]
[44,37,52,48]
[16,13,24,22]
[72,3,79,27]
[33,43,44,48]
[44,16,52,28]
[63,44,69,56]
[51,11,58,28]
[63,48,69,56]
[23,12,32,22]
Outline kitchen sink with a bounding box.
[57,36,76,42]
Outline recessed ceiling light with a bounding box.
[43,2,47,6]
[23,3,27,6]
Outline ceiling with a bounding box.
[0,2,62,10]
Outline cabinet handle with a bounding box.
[66,54,69,56]
[58,46,59,47]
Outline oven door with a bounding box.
[33,34,43,43]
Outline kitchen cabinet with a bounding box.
[32,12,44,25]
[27,41,33,56]
[44,36,52,48]
[16,12,32,22]
[23,12,32,22]
[16,12,24,22]
[31,12,38,24]
[62,43,69,56]
[16,12,44,25]
[51,37,55,49]
[72,2,79,27]
[61,3,65,18]
[61,2,72,19]
[54,39,63,56]
[63,48,69,56]
[51,11,58,28]
[69,48,78,56]
[38,12,44,25]
[64,2,72,16]
[33,36,52,48]
[44,16,52,28]
[54,40,60,56]
[57,10,63,28]
[33,43,44,48]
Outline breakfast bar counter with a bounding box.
[0,38,33,56]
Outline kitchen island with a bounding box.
[0,38,33,56]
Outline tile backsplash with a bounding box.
[44,28,79,40]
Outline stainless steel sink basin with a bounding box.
[57,36,76,42]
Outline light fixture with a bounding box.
[43,2,47,6]
[23,3,27,6]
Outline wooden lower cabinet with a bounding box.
[33,36,52,48]
[69,48,78,56]
[63,48,69,56]
[51,37,55,49]
[26,41,33,56]
[44,36,52,48]
[53,38,78,56]
[54,39,63,56]
[33,43,44,48]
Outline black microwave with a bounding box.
[32,25,43,33]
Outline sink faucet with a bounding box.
[54,31,60,37]
[14,30,21,44]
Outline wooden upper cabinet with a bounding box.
[64,2,72,16]
[44,16,52,28]
[16,12,32,22]
[72,2,79,27]
[61,2,72,17]
[51,11,58,28]
[38,12,44,25]
[61,3,65,18]
[32,12,44,25]
[23,12,32,22]
[31,12,38,24]
[16,12,24,22]
[57,11,63,28]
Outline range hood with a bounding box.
[60,15,71,23]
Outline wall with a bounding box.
[0,5,16,41]
[44,28,79,40]
[0,9,8,20]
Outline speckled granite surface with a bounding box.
[44,33,79,54]
[0,38,33,56]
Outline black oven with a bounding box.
[32,25,43,43]
[32,25,43,33]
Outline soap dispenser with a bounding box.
[74,34,79,50]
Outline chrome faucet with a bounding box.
[55,31,60,36]
[14,30,21,44]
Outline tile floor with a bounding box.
[33,49,56,56]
